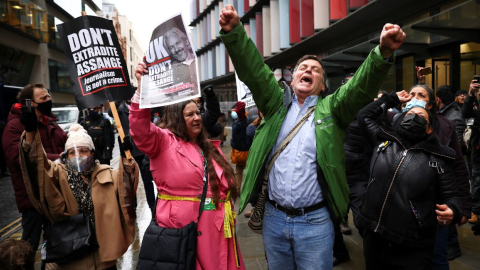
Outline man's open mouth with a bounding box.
[300,76,312,84]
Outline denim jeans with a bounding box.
[262,201,334,270]
[471,170,480,215]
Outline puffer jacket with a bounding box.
[438,101,466,147]
[230,119,249,151]
[2,103,67,212]
[344,118,372,225]
[357,93,462,248]
[462,94,480,167]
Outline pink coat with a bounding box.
[129,102,244,270]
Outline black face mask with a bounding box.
[401,113,427,133]
[35,100,52,116]
[395,113,429,145]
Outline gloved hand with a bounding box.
[121,135,134,152]
[235,101,246,120]
[472,219,480,236]
[202,84,215,97]
[20,106,38,132]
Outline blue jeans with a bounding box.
[262,201,334,270]
[471,170,480,215]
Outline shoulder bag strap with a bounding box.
[264,106,316,180]
[196,150,209,223]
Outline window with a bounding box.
[49,60,72,93]
[0,0,49,42]
[48,15,63,48]
[0,43,35,86]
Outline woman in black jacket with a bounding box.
[358,91,462,270]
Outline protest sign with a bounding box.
[140,14,200,108]
[235,72,255,108]
[57,16,133,111]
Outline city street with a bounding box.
[1,131,480,269]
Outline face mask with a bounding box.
[35,100,52,116]
[400,113,428,134]
[231,111,238,120]
[89,110,101,118]
[68,155,95,173]
[403,99,427,112]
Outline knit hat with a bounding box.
[455,90,468,97]
[64,124,95,151]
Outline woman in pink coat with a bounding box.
[129,60,244,270]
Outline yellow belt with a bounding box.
[158,192,240,267]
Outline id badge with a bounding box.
[203,198,216,210]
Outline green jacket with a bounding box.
[220,24,394,219]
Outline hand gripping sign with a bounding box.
[139,14,200,108]
[58,16,134,158]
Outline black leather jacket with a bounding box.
[357,93,462,247]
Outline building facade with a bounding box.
[0,0,103,123]
[189,0,480,106]
[117,15,144,88]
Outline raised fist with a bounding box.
[379,23,406,59]
[219,4,240,33]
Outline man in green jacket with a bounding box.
[219,5,405,269]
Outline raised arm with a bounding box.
[129,59,174,158]
[219,5,282,119]
[327,24,405,128]
[202,85,222,137]
[358,91,409,146]
[462,80,480,119]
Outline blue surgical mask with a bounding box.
[403,99,427,112]
[231,111,238,120]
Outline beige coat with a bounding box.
[20,132,139,269]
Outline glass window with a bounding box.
[49,60,72,93]
[379,64,396,93]
[0,0,48,42]
[402,56,415,90]
[48,15,63,48]
[0,43,35,86]
[52,109,79,124]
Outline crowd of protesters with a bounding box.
[2,4,480,270]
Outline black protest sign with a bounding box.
[57,16,133,110]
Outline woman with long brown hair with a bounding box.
[129,61,244,269]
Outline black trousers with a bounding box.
[333,219,350,259]
[21,208,48,251]
[363,230,434,270]
[134,155,155,209]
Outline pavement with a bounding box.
[2,128,480,269]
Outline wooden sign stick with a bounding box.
[109,101,132,159]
